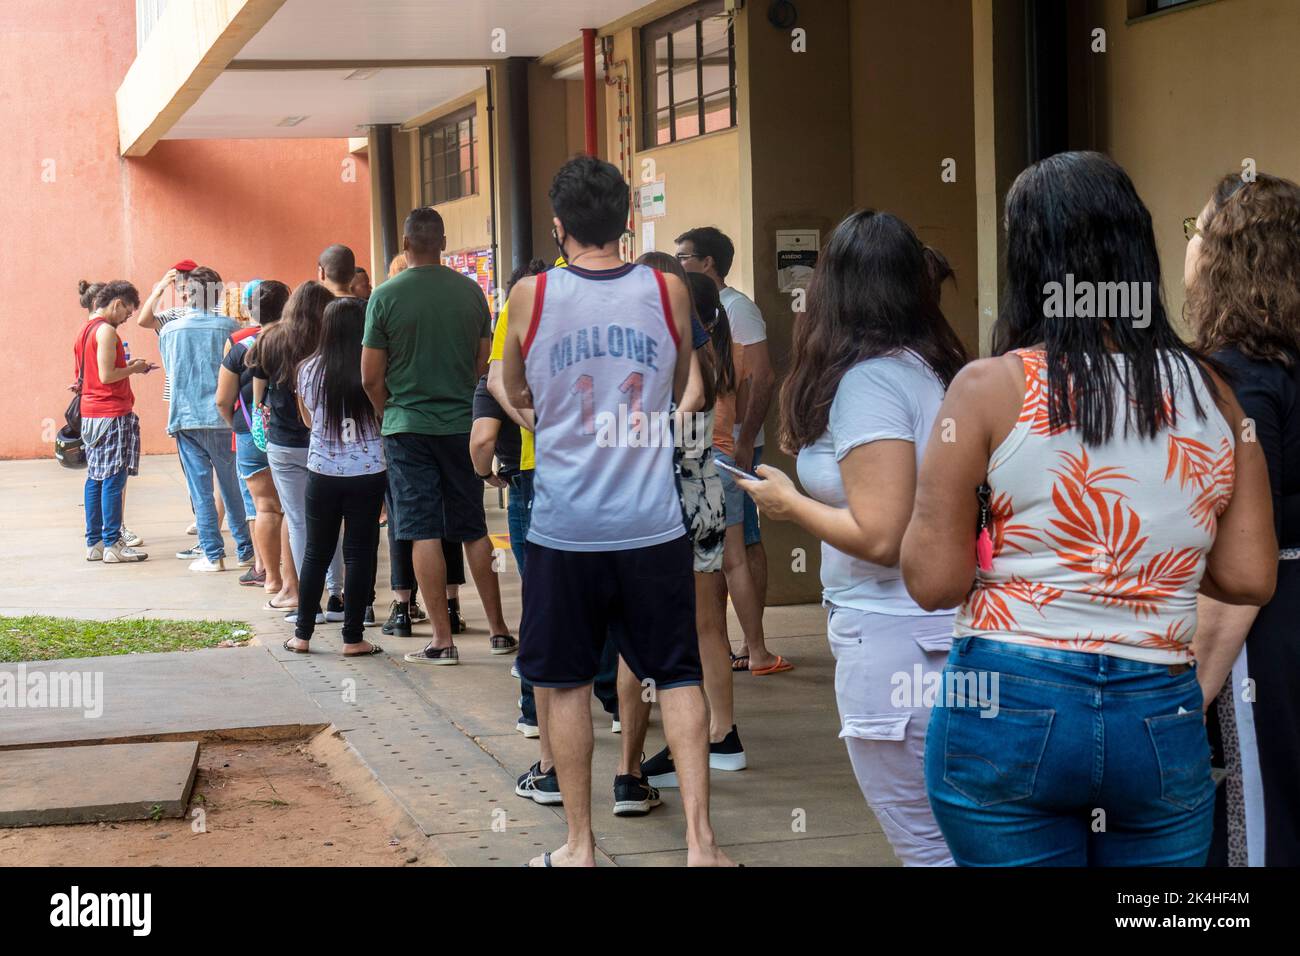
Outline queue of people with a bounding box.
[70,149,1298,867]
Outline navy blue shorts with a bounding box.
[518,536,702,690]
[383,432,488,542]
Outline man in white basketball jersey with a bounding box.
[502,156,734,867]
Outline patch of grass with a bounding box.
[0,615,252,663]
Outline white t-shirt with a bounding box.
[795,350,948,615]
[719,286,766,448]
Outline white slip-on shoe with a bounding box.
[189,555,225,572]
[104,540,148,563]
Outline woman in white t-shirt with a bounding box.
[738,210,968,865]
[282,296,387,656]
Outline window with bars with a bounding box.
[420,106,478,206]
[641,0,737,148]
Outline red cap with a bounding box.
[172,258,197,272]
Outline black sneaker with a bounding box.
[709,725,747,772]
[448,596,466,634]
[363,605,377,627]
[324,594,345,623]
[410,598,427,622]
[515,761,562,805]
[382,600,412,637]
[613,771,661,817]
[642,746,678,789]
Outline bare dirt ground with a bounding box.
[0,736,440,866]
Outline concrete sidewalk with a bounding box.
[0,455,895,866]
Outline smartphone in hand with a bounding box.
[715,458,761,482]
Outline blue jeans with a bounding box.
[511,472,617,724]
[924,637,1214,866]
[84,468,128,547]
[176,428,253,563]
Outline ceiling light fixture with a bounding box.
[276,115,308,127]
[344,68,381,81]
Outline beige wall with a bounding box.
[1084,0,1300,331]
[604,20,746,291]
[848,0,979,354]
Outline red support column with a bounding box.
[582,28,598,156]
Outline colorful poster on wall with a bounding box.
[442,247,497,312]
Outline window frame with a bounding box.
[640,0,736,149]
[419,105,479,207]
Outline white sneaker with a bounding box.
[611,718,622,734]
[516,720,541,739]
[86,543,104,562]
[284,611,326,625]
[189,555,225,572]
[186,522,198,535]
[104,540,148,563]
[121,528,144,547]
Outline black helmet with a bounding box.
[55,426,86,469]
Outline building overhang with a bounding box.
[115,0,671,154]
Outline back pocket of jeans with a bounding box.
[943,705,1054,807]
[1145,709,1214,811]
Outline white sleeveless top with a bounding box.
[522,263,686,552]
[955,349,1236,664]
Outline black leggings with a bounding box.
[297,470,386,643]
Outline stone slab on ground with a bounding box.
[0,741,198,827]
[0,647,328,749]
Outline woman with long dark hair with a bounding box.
[250,280,345,618]
[282,296,386,655]
[739,210,966,865]
[901,151,1276,866]
[1186,171,1300,867]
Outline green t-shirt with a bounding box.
[363,264,492,436]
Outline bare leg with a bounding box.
[696,571,733,740]
[748,540,768,610]
[272,517,298,603]
[465,535,510,635]
[247,471,283,592]
[723,524,776,669]
[529,685,596,867]
[658,685,735,866]
[411,539,452,649]
[617,656,652,775]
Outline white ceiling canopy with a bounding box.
[163,0,651,140]
[165,67,486,139]
[238,0,646,61]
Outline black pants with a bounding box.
[297,470,386,644]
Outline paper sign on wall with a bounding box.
[638,180,667,220]
[641,220,656,254]
[776,229,819,293]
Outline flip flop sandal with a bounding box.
[730,652,750,672]
[750,655,794,676]
[264,601,298,612]
[282,639,311,654]
[343,643,384,657]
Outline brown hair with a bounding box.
[248,280,333,388]
[386,252,408,279]
[1188,172,1300,368]
[780,210,967,453]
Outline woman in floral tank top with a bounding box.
[901,152,1277,866]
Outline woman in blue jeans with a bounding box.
[901,152,1277,866]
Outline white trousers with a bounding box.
[827,604,955,867]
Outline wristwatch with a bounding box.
[476,470,496,482]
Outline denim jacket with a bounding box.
[158,309,239,434]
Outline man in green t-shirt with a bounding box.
[362,207,514,664]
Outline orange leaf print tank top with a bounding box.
[954,349,1236,663]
